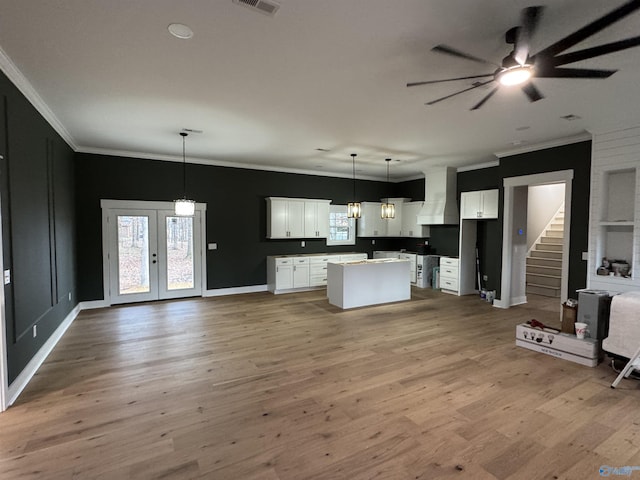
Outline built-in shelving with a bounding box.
[588,127,640,292]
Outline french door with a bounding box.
[104,204,204,304]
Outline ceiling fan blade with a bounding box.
[536,67,617,78]
[470,86,500,110]
[432,45,500,67]
[407,73,494,87]
[535,0,640,59]
[514,6,544,65]
[521,82,544,102]
[550,36,640,66]
[426,79,495,106]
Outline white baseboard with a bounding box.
[78,300,110,310]
[204,285,268,297]
[7,304,81,407]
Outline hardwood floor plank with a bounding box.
[0,290,638,479]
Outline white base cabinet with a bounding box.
[439,257,460,295]
[267,252,368,294]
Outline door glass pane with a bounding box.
[166,216,194,290]
[117,215,150,294]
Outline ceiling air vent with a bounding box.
[233,0,280,17]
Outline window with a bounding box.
[327,205,356,246]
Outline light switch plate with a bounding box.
[582,251,588,261]
[3,269,10,285]
[208,243,217,250]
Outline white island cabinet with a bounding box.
[327,259,411,309]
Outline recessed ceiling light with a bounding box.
[560,114,581,121]
[168,23,194,40]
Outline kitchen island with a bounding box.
[327,258,411,309]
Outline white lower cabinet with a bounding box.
[267,253,367,293]
[439,257,460,295]
[293,257,310,288]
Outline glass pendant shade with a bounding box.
[174,198,196,216]
[381,158,395,219]
[381,202,395,219]
[174,131,195,216]
[347,202,361,219]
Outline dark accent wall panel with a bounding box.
[0,71,76,384]
[498,141,591,299]
[74,153,398,300]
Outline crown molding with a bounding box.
[75,145,389,182]
[0,46,77,150]
[456,159,500,172]
[494,132,592,159]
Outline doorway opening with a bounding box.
[497,170,573,309]
[101,200,206,305]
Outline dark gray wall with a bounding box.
[0,72,76,384]
[498,141,592,299]
[75,154,414,301]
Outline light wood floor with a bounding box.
[1,289,639,479]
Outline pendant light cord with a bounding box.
[351,153,357,201]
[181,132,188,199]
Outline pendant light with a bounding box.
[174,132,196,216]
[381,158,395,219]
[347,153,361,219]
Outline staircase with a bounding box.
[526,207,564,297]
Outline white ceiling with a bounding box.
[0,0,639,180]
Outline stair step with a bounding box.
[545,229,564,238]
[540,236,564,244]
[526,273,561,287]
[535,243,563,252]
[526,264,562,276]
[526,283,561,298]
[550,222,564,229]
[527,257,562,267]
[530,250,562,260]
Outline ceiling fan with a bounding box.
[407,0,640,110]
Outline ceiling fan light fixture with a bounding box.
[497,65,533,86]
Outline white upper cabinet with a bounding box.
[266,197,331,239]
[460,189,499,219]
[266,197,305,238]
[357,202,387,237]
[401,202,431,237]
[359,200,430,238]
[304,200,331,238]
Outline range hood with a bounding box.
[417,167,459,225]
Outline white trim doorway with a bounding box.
[496,170,573,309]
[101,200,207,306]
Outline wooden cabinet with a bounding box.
[304,200,330,238]
[266,197,305,238]
[400,202,431,237]
[439,257,460,295]
[461,189,499,219]
[266,197,331,239]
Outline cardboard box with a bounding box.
[561,303,577,333]
[515,323,599,367]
